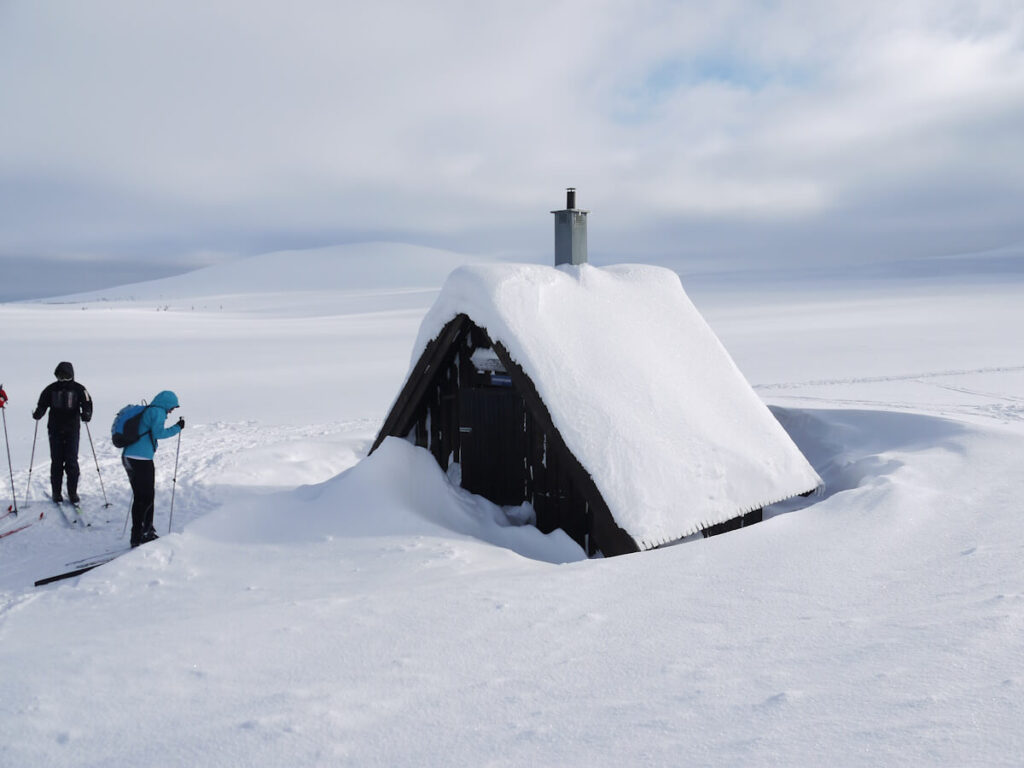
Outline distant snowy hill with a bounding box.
[51,241,497,306]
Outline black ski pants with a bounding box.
[48,426,80,500]
[122,456,155,545]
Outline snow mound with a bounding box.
[192,437,585,565]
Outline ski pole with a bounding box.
[83,422,111,508]
[168,429,181,535]
[122,496,131,538]
[25,419,39,504]
[120,454,132,538]
[2,404,17,516]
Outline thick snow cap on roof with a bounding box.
[411,263,822,549]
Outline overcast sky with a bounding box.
[2,0,1023,299]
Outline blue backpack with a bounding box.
[111,403,151,448]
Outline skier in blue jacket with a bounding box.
[121,390,184,547]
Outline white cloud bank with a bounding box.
[2,0,1023,296]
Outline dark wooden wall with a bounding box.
[375,314,764,556]
[388,317,627,555]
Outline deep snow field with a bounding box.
[1,244,1023,766]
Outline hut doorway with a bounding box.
[458,386,528,506]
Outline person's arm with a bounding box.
[150,411,182,441]
[79,385,93,422]
[33,385,50,420]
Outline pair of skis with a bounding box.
[34,545,132,586]
[1,495,125,585]
[0,480,127,584]
[32,498,129,585]
[0,507,45,539]
[0,498,92,539]
[52,498,91,527]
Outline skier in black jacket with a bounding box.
[33,362,93,503]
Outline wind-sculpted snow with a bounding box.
[2,253,1024,765]
[2,406,1023,766]
[190,437,585,564]
[768,407,969,500]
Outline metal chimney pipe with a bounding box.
[552,188,588,266]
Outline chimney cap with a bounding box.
[551,187,589,214]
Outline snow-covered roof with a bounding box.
[409,262,822,549]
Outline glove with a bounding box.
[176,417,185,429]
[32,409,42,420]
[82,415,91,423]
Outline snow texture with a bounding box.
[2,244,1023,767]
[409,263,822,547]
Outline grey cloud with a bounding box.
[1,0,1023,298]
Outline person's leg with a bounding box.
[137,460,156,539]
[48,431,63,501]
[65,427,81,503]
[123,456,154,546]
[123,455,141,545]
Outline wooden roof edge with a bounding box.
[638,482,825,551]
[370,313,470,454]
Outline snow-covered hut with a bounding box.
[372,193,821,557]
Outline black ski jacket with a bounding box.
[34,381,93,432]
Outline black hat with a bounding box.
[54,361,74,380]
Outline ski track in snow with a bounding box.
[755,367,1024,425]
[756,364,1024,391]
[767,393,1024,424]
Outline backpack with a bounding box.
[51,385,79,412]
[111,403,151,448]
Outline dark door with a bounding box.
[459,388,527,506]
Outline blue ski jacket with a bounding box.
[122,390,182,460]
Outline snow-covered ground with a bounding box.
[1,245,1023,766]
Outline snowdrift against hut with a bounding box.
[405,262,822,549]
